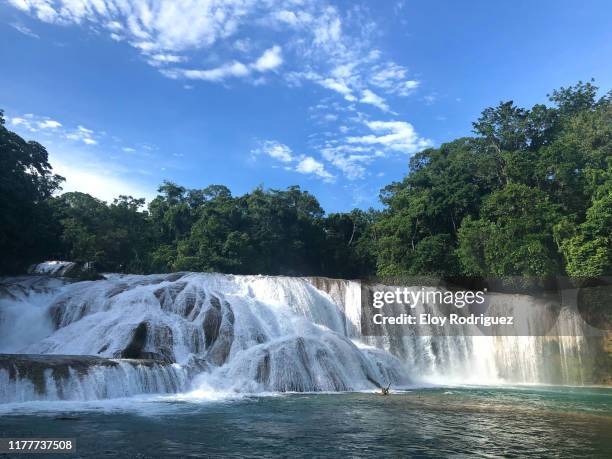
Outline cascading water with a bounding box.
[358,283,606,386]
[0,270,607,404]
[0,354,187,403]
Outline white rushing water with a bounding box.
[0,272,603,403]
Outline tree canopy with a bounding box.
[1,81,610,278]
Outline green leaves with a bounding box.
[1,80,610,278]
[377,81,611,278]
[556,182,612,277]
[0,117,64,273]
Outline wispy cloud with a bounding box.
[253,140,334,182]
[257,140,295,163]
[162,45,282,82]
[8,109,161,201]
[8,111,158,153]
[11,114,63,132]
[66,125,97,145]
[313,119,431,181]
[7,1,433,189]
[10,22,39,38]
[38,119,62,129]
[7,0,421,113]
[359,89,390,112]
[347,120,432,154]
[369,62,419,96]
[321,146,373,180]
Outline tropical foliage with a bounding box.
[1,81,610,278]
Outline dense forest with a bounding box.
[1,81,610,279]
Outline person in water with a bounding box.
[381,383,391,395]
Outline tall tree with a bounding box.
[0,111,64,273]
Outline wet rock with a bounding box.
[106,283,131,298]
[206,301,235,366]
[181,286,205,319]
[117,322,175,363]
[209,294,221,311]
[0,354,181,402]
[203,305,222,348]
[119,322,148,359]
[153,282,188,312]
[0,354,120,394]
[164,272,187,282]
[316,348,348,391]
[255,351,270,385]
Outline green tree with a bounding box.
[556,180,612,277]
[0,111,64,273]
[457,184,562,276]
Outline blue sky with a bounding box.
[1,0,611,212]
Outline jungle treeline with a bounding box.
[1,81,610,278]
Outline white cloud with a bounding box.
[370,62,419,96]
[148,53,185,65]
[167,61,250,82]
[7,110,161,201]
[164,45,282,82]
[424,93,437,105]
[10,115,62,131]
[8,1,432,187]
[257,140,294,163]
[295,156,334,181]
[9,0,251,52]
[11,117,28,127]
[319,78,356,101]
[254,139,334,182]
[347,120,432,154]
[10,22,39,38]
[63,125,98,145]
[312,6,341,49]
[321,147,371,180]
[252,45,283,72]
[10,111,106,147]
[273,10,300,26]
[38,119,62,129]
[7,0,423,117]
[359,89,389,112]
[233,38,251,52]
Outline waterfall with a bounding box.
[355,283,606,386]
[0,272,607,403]
[0,354,188,403]
[28,261,77,277]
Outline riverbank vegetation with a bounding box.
[1,81,610,278]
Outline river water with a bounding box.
[1,386,610,458]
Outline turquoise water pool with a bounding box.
[1,386,610,457]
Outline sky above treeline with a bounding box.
[1,0,611,212]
